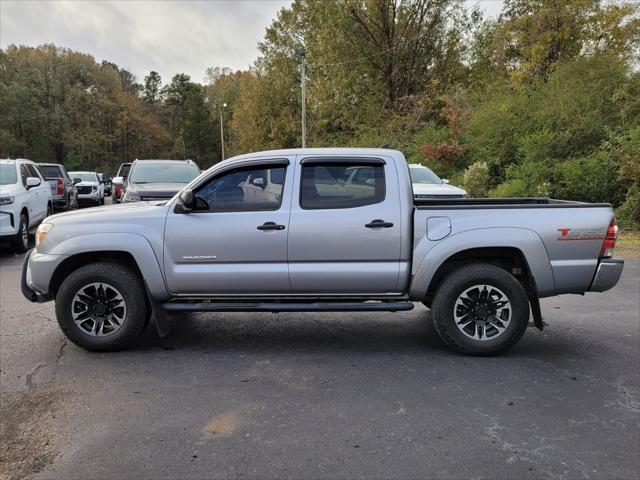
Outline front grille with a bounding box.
[77,186,92,194]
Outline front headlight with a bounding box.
[0,196,14,206]
[91,186,97,192]
[123,192,141,202]
[36,223,53,247]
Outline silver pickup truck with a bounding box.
[22,148,624,355]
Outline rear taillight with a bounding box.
[600,217,618,258]
[56,178,64,195]
[116,185,122,196]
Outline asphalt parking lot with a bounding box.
[1,199,639,480]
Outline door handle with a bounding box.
[257,222,285,231]
[365,219,394,228]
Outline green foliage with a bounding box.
[462,161,490,197]
[0,0,637,205]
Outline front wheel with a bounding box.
[55,262,149,351]
[431,263,530,356]
[13,213,29,253]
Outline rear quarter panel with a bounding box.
[410,205,614,299]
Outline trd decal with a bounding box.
[557,228,606,241]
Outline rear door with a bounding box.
[287,155,403,294]
[163,159,293,295]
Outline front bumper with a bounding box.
[0,211,17,236]
[77,191,99,202]
[21,250,51,302]
[589,258,624,292]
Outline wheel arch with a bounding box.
[409,227,556,302]
[46,233,168,300]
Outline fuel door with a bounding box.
[427,216,451,241]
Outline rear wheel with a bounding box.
[55,262,149,351]
[431,263,529,356]
[13,213,29,253]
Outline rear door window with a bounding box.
[299,161,385,209]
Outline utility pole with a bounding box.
[296,46,307,148]
[218,102,227,161]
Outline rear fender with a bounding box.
[409,228,555,300]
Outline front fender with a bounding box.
[409,227,555,300]
[47,232,169,300]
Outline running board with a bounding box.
[161,301,415,313]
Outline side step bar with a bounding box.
[161,301,415,313]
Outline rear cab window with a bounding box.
[299,158,386,209]
[39,165,62,179]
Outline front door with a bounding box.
[287,156,403,294]
[163,160,292,295]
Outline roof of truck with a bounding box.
[225,147,404,164]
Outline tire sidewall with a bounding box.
[14,215,29,253]
[55,263,147,351]
[433,264,529,355]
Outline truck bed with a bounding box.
[414,197,611,209]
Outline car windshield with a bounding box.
[0,164,18,185]
[70,172,97,182]
[129,162,200,184]
[409,166,443,184]
[39,165,62,178]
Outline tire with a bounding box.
[431,263,529,356]
[13,213,29,253]
[46,203,53,217]
[99,196,105,206]
[55,262,149,352]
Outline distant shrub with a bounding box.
[462,161,490,197]
[617,186,640,230]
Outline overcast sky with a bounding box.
[1,0,504,85]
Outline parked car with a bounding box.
[409,164,467,198]
[0,158,52,252]
[98,173,112,196]
[122,159,200,203]
[37,163,78,211]
[68,171,104,206]
[112,162,131,203]
[22,148,623,355]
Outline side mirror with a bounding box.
[442,179,450,184]
[176,189,195,213]
[26,177,41,189]
[252,178,265,188]
[73,177,82,185]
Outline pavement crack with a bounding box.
[24,337,67,388]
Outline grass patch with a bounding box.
[616,230,640,259]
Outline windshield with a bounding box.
[39,165,62,179]
[129,162,200,184]
[409,166,443,184]
[70,172,97,182]
[0,164,18,185]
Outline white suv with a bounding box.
[0,159,53,252]
[68,171,105,206]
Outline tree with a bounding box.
[143,71,162,104]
